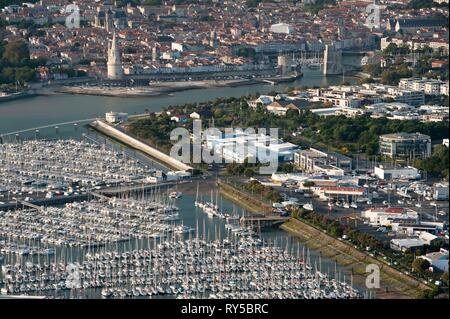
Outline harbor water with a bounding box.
[0,70,365,298]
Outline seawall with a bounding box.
[89,120,193,172]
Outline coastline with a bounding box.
[53,79,262,98]
[0,91,37,104]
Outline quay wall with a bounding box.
[281,218,431,299]
[218,180,273,214]
[90,120,193,172]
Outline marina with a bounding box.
[0,144,364,298]
[0,138,164,209]
[1,237,360,299]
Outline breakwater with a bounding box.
[89,120,193,172]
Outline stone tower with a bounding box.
[323,44,342,76]
[107,32,123,80]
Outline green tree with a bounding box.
[412,258,431,273]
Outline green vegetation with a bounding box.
[199,15,215,22]
[383,43,411,56]
[127,96,449,162]
[292,208,385,250]
[406,0,448,10]
[380,64,413,85]
[301,115,448,157]
[126,112,179,153]
[246,0,262,8]
[414,145,449,179]
[412,258,431,273]
[142,0,161,5]
[236,47,256,58]
[244,179,281,202]
[304,0,336,15]
[279,163,294,173]
[218,180,273,213]
[364,44,449,83]
[0,41,42,84]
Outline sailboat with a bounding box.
[303,202,314,211]
[169,191,182,199]
[194,182,201,207]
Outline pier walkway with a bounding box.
[0,118,98,138]
[240,215,289,230]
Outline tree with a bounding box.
[244,168,255,177]
[2,41,30,66]
[285,108,300,118]
[280,163,294,173]
[142,0,161,5]
[303,181,315,188]
[441,272,449,285]
[412,258,431,273]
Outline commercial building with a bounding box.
[294,148,353,173]
[390,235,434,252]
[374,165,421,180]
[379,133,431,160]
[313,186,366,201]
[433,182,449,201]
[362,207,419,226]
[418,249,449,272]
[205,130,298,164]
[390,89,425,106]
[391,222,441,236]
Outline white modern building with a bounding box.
[390,236,429,252]
[269,23,293,34]
[362,207,419,226]
[374,165,421,180]
[313,186,366,201]
[399,78,449,96]
[205,130,298,164]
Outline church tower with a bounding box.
[107,32,123,80]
